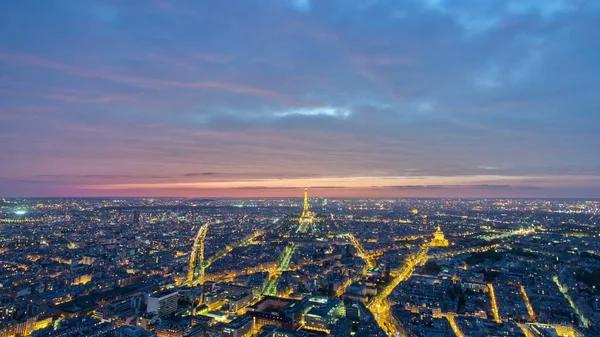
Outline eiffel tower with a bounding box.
[299,188,313,224]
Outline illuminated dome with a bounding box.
[430,226,449,247]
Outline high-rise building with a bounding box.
[132,211,141,225]
[147,290,179,317]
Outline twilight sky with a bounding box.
[1,0,600,198]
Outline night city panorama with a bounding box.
[1,1,599,337]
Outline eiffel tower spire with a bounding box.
[303,189,309,213]
[299,188,313,224]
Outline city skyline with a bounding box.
[2,0,600,198]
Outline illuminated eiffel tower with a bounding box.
[299,188,314,225]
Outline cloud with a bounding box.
[0,105,57,117]
[418,0,584,35]
[154,0,196,15]
[478,166,502,170]
[289,0,311,13]
[0,113,15,120]
[382,184,508,189]
[352,54,411,66]
[193,53,232,64]
[80,174,136,179]
[506,0,579,18]
[12,179,62,185]
[0,52,283,99]
[274,107,351,119]
[90,3,119,23]
[32,174,170,181]
[475,63,502,88]
[230,185,345,190]
[43,92,138,104]
[183,172,217,177]
[381,184,544,190]
[414,101,436,113]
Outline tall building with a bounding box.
[147,290,179,317]
[132,211,141,225]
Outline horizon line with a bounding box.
[3,195,600,200]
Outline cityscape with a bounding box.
[1,192,599,336]
[2,1,600,337]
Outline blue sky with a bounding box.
[1,0,599,197]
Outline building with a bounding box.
[227,293,253,313]
[31,316,116,337]
[220,316,253,337]
[115,326,156,337]
[302,299,344,333]
[0,315,52,337]
[155,322,203,337]
[147,290,180,317]
[247,297,302,331]
[133,211,141,225]
[430,227,449,247]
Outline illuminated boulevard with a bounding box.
[553,276,590,328]
[344,233,376,269]
[442,313,465,337]
[520,285,537,322]
[263,243,297,296]
[488,283,502,323]
[185,228,265,287]
[367,244,430,337]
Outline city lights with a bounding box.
[0,193,598,337]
